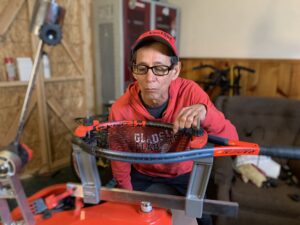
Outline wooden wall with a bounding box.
[180,58,300,99]
[0,0,93,176]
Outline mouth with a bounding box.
[144,88,158,92]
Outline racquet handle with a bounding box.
[208,134,300,159]
[259,147,300,159]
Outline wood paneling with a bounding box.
[180,58,300,100]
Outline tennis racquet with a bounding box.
[72,120,300,164]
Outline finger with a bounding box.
[173,107,190,133]
[173,121,179,133]
[192,106,207,128]
[198,105,207,121]
[178,109,199,129]
[182,106,200,126]
[191,114,201,128]
[174,105,205,132]
[177,109,193,129]
[185,111,200,129]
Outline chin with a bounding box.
[150,99,163,107]
[145,97,159,106]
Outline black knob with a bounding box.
[39,24,62,45]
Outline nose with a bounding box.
[145,68,157,82]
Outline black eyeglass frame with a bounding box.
[131,64,175,76]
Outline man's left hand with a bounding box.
[173,104,207,133]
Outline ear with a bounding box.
[171,61,181,80]
[131,67,137,80]
[132,73,137,80]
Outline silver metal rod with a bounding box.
[67,183,238,217]
[15,40,44,143]
[100,188,238,217]
[0,198,12,224]
[0,183,13,224]
[101,187,185,209]
[9,175,35,225]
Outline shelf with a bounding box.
[45,75,84,83]
[0,75,84,87]
[0,80,28,87]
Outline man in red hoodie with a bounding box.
[109,30,238,224]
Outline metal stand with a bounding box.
[71,144,238,218]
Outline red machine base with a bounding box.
[10,184,171,225]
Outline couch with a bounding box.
[212,96,300,225]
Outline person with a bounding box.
[108,29,238,224]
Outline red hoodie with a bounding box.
[109,77,238,190]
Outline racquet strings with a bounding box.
[95,125,192,153]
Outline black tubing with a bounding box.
[260,147,300,159]
[208,135,229,146]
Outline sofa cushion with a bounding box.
[212,157,234,201]
[231,177,300,216]
[288,131,300,180]
[215,96,300,143]
[289,159,300,180]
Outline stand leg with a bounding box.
[0,183,13,224]
[185,156,213,218]
[9,175,35,225]
[0,176,35,225]
[72,144,101,204]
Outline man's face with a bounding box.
[133,43,180,107]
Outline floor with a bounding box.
[7,164,112,210]
[21,166,79,197]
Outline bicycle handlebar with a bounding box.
[233,65,255,73]
[193,64,255,74]
[193,64,229,75]
[193,64,219,71]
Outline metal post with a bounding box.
[72,144,101,204]
[185,156,213,218]
[14,40,44,143]
[0,183,13,224]
[9,175,35,225]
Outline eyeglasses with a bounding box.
[131,64,173,76]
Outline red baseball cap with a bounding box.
[131,29,178,57]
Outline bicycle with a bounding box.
[192,64,255,100]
